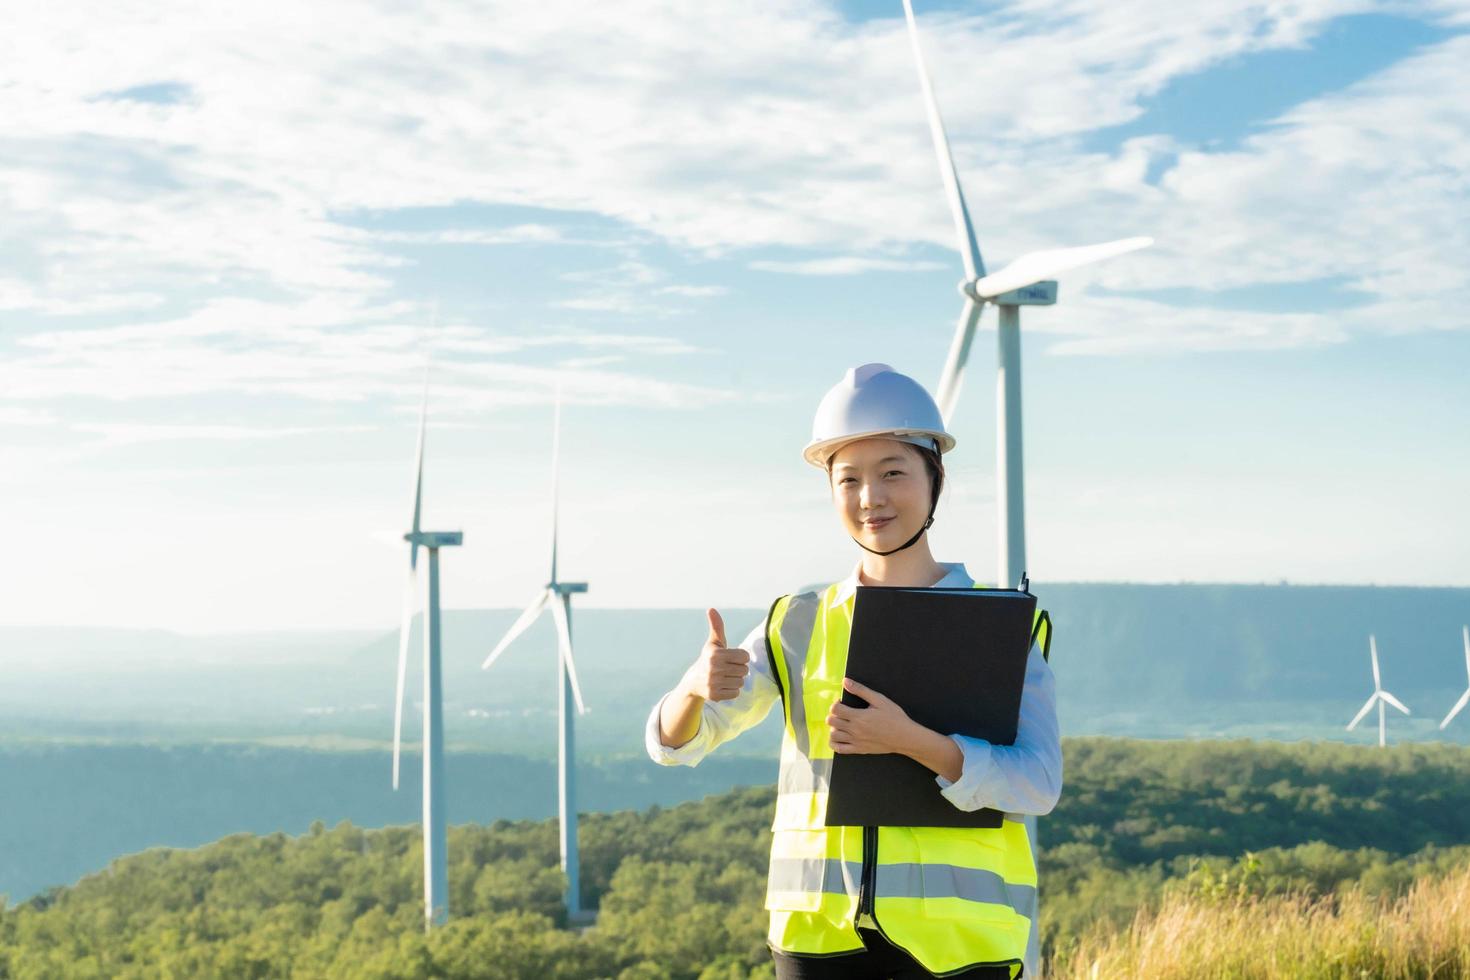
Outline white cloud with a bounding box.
[4,0,1458,315]
[1030,293,1351,356]
[70,422,375,445]
[0,278,165,316]
[0,293,725,412]
[366,224,568,246]
[559,261,665,288]
[553,259,727,315]
[553,296,654,314]
[1133,33,1470,299]
[0,0,1460,373]
[0,444,89,487]
[750,256,949,275]
[0,406,58,426]
[1012,31,1470,352]
[4,6,1465,440]
[655,284,729,298]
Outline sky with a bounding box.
[1,0,1468,633]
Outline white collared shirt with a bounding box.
[643,561,1063,818]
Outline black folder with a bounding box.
[823,585,1038,829]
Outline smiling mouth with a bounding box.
[863,517,895,530]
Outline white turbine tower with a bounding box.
[481,394,592,924]
[900,4,1151,974]
[1347,635,1410,748]
[1439,626,1470,730]
[389,368,463,929]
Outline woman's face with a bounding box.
[829,438,931,552]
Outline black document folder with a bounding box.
[823,585,1038,829]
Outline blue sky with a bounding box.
[1,0,1467,632]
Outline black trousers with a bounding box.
[771,928,1016,979]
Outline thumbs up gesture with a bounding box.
[681,608,751,702]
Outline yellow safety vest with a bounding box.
[762,582,1051,978]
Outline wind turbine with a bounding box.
[901,0,1152,592]
[1347,635,1410,748]
[481,394,592,924]
[900,4,1151,973]
[389,367,463,929]
[1439,626,1470,730]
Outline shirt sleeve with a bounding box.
[934,644,1063,816]
[644,617,781,767]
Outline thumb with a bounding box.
[706,607,727,648]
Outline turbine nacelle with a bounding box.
[960,279,1059,306]
[407,531,463,548]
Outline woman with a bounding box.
[646,363,1061,979]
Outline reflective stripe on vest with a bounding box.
[763,582,1047,977]
[768,858,1037,922]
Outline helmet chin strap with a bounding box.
[853,499,938,557]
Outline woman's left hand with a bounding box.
[827,678,919,755]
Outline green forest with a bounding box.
[4,737,1469,979]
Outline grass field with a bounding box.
[1051,863,1470,979]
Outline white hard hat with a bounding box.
[803,363,955,469]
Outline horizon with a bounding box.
[3,578,1469,636]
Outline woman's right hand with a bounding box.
[680,608,750,702]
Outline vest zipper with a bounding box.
[858,825,878,919]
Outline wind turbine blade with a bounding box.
[482,591,551,670]
[408,369,429,562]
[551,597,589,716]
[550,389,562,585]
[972,238,1153,299]
[393,358,430,790]
[934,299,983,423]
[1346,693,1377,731]
[1440,689,1470,730]
[1370,635,1381,690]
[1380,690,1410,715]
[902,0,984,282]
[391,561,419,790]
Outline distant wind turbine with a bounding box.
[389,365,463,929]
[481,393,592,924]
[1439,626,1470,730]
[1347,635,1410,748]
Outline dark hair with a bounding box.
[914,444,945,509]
[826,441,945,508]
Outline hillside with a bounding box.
[0,747,774,903]
[3,738,1468,978]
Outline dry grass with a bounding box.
[1048,863,1470,979]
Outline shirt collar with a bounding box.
[829,561,974,609]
